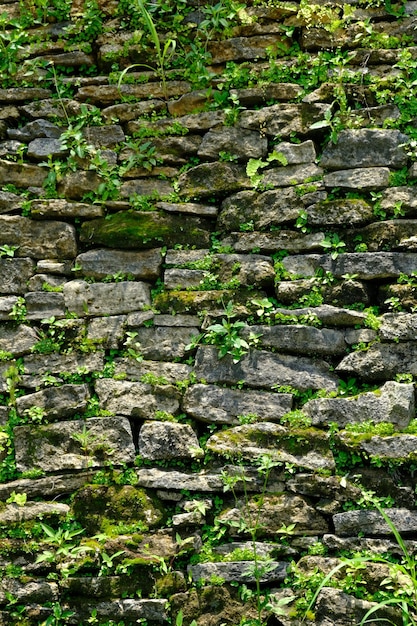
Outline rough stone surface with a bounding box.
[247,324,347,356]
[320,129,408,169]
[183,384,293,424]
[194,345,340,392]
[75,248,162,280]
[304,381,415,429]
[188,561,289,584]
[333,508,417,536]
[206,422,335,471]
[15,383,90,421]
[138,421,202,460]
[63,280,151,316]
[0,216,77,259]
[337,342,417,380]
[95,378,181,418]
[14,416,136,473]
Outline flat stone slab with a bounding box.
[337,341,417,380]
[136,468,225,492]
[0,216,77,259]
[320,129,408,169]
[63,280,151,316]
[333,508,417,536]
[188,561,289,584]
[247,324,346,356]
[218,492,329,536]
[283,252,417,280]
[194,345,340,392]
[0,502,69,525]
[16,383,90,421]
[220,231,325,254]
[323,167,390,190]
[95,378,181,418]
[238,102,331,137]
[14,416,136,473]
[304,381,414,429]
[75,248,162,281]
[206,422,335,471]
[341,433,417,462]
[183,383,293,424]
[30,199,104,219]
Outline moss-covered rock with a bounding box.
[71,484,166,535]
[80,211,211,250]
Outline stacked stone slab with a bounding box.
[0,0,417,624]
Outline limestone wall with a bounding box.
[1,0,417,624]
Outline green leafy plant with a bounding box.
[186,301,261,363]
[320,234,346,259]
[117,0,176,99]
[40,602,75,626]
[306,491,417,625]
[246,151,288,189]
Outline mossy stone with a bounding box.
[80,211,211,249]
[71,484,166,534]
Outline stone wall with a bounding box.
[1,0,417,624]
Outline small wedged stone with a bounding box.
[0,579,58,605]
[304,381,414,429]
[208,34,291,64]
[27,272,67,291]
[379,186,417,217]
[197,127,267,161]
[230,83,303,107]
[333,508,417,536]
[380,312,417,341]
[95,378,181,418]
[314,587,403,626]
[24,292,65,319]
[136,468,225,492]
[188,561,288,584]
[0,324,39,355]
[206,422,335,471]
[183,383,293,425]
[238,102,331,137]
[138,421,202,460]
[0,189,21,213]
[27,138,67,160]
[178,162,250,199]
[113,358,192,384]
[262,163,323,188]
[320,129,408,170]
[323,167,390,190]
[102,99,166,122]
[282,252,417,280]
[350,220,417,253]
[63,280,151,316]
[194,345,340,392]
[14,416,136,473]
[87,316,126,349]
[0,158,46,188]
[75,248,162,281]
[218,492,329,536]
[246,324,346,356]
[0,502,69,525]
[30,199,104,219]
[16,383,90,421]
[0,216,77,259]
[307,198,374,225]
[336,341,417,380]
[128,326,199,360]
